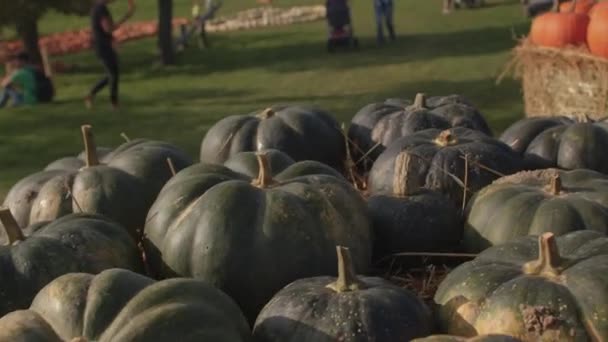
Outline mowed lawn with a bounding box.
[0,0,530,195]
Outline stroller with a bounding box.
[325,0,358,52]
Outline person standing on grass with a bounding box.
[374,0,395,44]
[85,0,136,110]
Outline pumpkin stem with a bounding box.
[120,132,131,142]
[81,125,99,168]
[0,207,25,244]
[252,152,275,188]
[259,108,275,119]
[434,129,456,147]
[167,158,177,177]
[576,114,592,123]
[412,93,427,109]
[550,175,562,195]
[393,152,421,196]
[522,233,564,277]
[326,246,366,293]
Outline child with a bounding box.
[0,53,38,108]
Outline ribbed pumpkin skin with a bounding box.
[348,95,491,171]
[499,117,608,173]
[1,166,147,240]
[412,335,522,342]
[590,1,608,18]
[200,105,345,170]
[253,276,432,342]
[0,269,252,342]
[44,147,113,171]
[588,5,608,58]
[435,231,608,341]
[529,6,589,48]
[559,0,596,14]
[368,127,523,208]
[144,155,371,322]
[368,190,462,257]
[0,214,143,316]
[463,168,608,252]
[101,138,193,197]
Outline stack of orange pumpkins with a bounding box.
[530,0,608,59]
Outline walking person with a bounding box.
[374,0,395,44]
[85,0,136,110]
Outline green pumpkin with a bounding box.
[412,335,522,342]
[368,127,523,208]
[101,137,193,197]
[0,210,143,316]
[200,105,346,171]
[0,269,251,342]
[2,126,148,239]
[44,147,113,172]
[349,93,492,171]
[253,246,432,342]
[144,152,371,322]
[464,168,608,252]
[435,231,608,341]
[499,116,608,172]
[368,152,462,258]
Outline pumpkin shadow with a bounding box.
[253,316,338,342]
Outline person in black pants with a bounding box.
[86,0,136,110]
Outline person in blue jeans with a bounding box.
[374,0,395,44]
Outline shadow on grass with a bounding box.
[141,22,529,76]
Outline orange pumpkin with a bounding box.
[590,0,608,18]
[560,0,596,13]
[588,3,608,58]
[530,0,590,47]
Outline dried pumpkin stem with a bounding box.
[259,108,275,119]
[253,152,275,188]
[435,129,456,147]
[523,233,563,277]
[80,125,99,168]
[550,175,562,195]
[326,246,366,293]
[393,152,420,196]
[412,93,427,109]
[0,207,24,244]
[167,158,177,177]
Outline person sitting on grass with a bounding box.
[0,52,38,108]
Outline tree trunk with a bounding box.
[158,0,175,65]
[16,17,42,65]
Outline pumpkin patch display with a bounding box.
[529,0,590,48]
[412,335,522,342]
[499,116,608,172]
[368,127,524,208]
[0,269,251,342]
[200,105,345,171]
[463,168,608,252]
[368,152,463,258]
[435,231,608,341]
[348,93,491,171]
[1,126,148,239]
[0,210,143,316]
[253,246,433,342]
[144,152,372,322]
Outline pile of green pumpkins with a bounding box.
[0,94,607,341]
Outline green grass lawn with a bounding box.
[0,0,530,197]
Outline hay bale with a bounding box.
[502,39,608,119]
